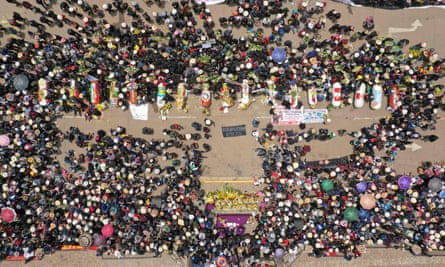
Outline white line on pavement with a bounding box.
[60,115,84,119]
[164,115,197,119]
[352,117,382,120]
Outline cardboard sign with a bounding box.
[221,125,246,137]
[129,104,148,120]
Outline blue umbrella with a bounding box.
[358,209,370,220]
[356,182,367,193]
[306,50,317,58]
[272,47,287,63]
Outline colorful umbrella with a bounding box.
[360,194,376,210]
[356,182,367,193]
[1,207,17,223]
[101,224,114,238]
[321,179,334,192]
[428,177,443,193]
[271,47,287,63]
[398,176,411,190]
[344,207,359,222]
[0,134,10,146]
[215,255,228,267]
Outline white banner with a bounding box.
[129,104,148,120]
[272,106,328,125]
[303,109,329,124]
[194,0,225,5]
[334,0,445,9]
[272,106,304,126]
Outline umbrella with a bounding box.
[78,233,93,248]
[275,248,285,259]
[1,207,17,223]
[360,194,376,210]
[271,47,287,63]
[358,209,370,220]
[294,219,305,230]
[101,224,114,238]
[428,177,443,193]
[356,182,367,193]
[344,207,359,222]
[93,234,106,246]
[0,134,10,146]
[13,74,29,91]
[321,179,334,192]
[215,255,228,267]
[398,176,411,190]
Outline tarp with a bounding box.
[129,104,148,120]
[221,125,246,137]
[304,156,351,170]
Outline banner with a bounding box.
[272,106,304,126]
[334,0,445,9]
[303,109,329,124]
[194,0,225,5]
[272,106,328,125]
[129,104,148,120]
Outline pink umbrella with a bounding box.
[0,135,10,147]
[360,194,376,210]
[1,207,17,223]
[101,224,114,238]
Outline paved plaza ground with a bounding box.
[1,0,445,266]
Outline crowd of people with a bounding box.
[0,0,445,266]
[341,0,445,10]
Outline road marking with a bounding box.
[60,115,85,119]
[388,19,423,35]
[200,177,254,183]
[353,116,382,120]
[405,142,422,152]
[164,115,197,119]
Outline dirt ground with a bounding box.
[1,0,445,267]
